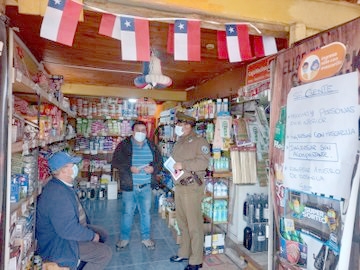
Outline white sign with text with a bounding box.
[284,72,359,199]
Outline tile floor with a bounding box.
[83,194,240,270]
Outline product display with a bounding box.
[243,193,269,253]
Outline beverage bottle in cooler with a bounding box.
[255,201,262,223]
[250,224,257,252]
[263,194,269,222]
[265,224,269,251]
[257,224,266,252]
[248,195,255,223]
[243,193,250,220]
[244,226,252,250]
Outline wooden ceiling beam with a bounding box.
[62,83,187,101]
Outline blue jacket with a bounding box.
[35,178,95,269]
[111,137,163,191]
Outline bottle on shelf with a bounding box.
[244,226,252,250]
[256,224,266,252]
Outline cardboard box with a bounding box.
[204,233,225,255]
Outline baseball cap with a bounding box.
[48,152,82,172]
[176,112,196,126]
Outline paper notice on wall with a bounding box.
[283,72,359,200]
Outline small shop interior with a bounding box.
[1,1,360,270]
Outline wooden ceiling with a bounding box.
[5,5,288,94]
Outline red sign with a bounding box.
[246,55,275,85]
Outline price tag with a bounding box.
[90,149,98,155]
[105,116,110,119]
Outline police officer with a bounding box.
[169,112,210,270]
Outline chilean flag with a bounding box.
[40,0,82,46]
[120,16,150,61]
[252,35,278,57]
[225,24,252,63]
[174,20,200,61]
[217,30,228,60]
[99,13,121,40]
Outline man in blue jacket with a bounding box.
[112,120,162,250]
[36,152,112,270]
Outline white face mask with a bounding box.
[175,125,184,137]
[134,132,146,142]
[71,164,79,179]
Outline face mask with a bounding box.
[175,125,184,137]
[71,164,79,179]
[134,132,146,142]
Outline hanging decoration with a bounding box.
[217,31,228,60]
[38,0,279,63]
[134,53,172,89]
[251,35,278,58]
[225,24,252,63]
[119,16,150,61]
[40,0,82,46]
[172,19,201,61]
[99,13,121,40]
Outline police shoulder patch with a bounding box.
[201,145,210,154]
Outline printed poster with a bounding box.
[283,72,359,199]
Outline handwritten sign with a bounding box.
[283,72,359,199]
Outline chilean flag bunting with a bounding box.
[40,0,82,46]
[120,16,150,61]
[174,20,201,61]
[99,13,121,40]
[252,35,278,57]
[225,24,252,63]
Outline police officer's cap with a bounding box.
[176,112,196,126]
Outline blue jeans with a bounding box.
[121,184,152,240]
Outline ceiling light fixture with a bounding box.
[206,44,215,50]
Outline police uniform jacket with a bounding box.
[172,130,210,181]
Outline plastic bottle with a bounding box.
[244,226,252,250]
[257,224,266,252]
[222,98,229,112]
[250,224,257,253]
[263,194,269,222]
[243,193,249,220]
[99,184,107,200]
[222,200,228,222]
[274,106,286,150]
[216,99,222,115]
[255,202,262,223]
[248,195,255,224]
[265,224,269,252]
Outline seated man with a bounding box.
[36,152,112,270]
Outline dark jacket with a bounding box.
[111,137,162,191]
[36,178,95,269]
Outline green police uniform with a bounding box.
[172,129,210,266]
